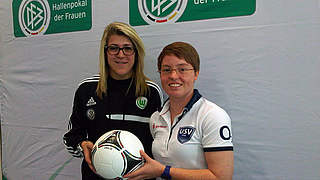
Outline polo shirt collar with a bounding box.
[160,89,202,119]
[178,89,202,120]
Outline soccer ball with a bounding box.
[91,130,145,179]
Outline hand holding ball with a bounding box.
[91,130,145,179]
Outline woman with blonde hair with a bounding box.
[63,22,163,180]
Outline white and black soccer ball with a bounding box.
[91,130,145,179]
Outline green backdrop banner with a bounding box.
[12,0,92,37]
[130,0,256,26]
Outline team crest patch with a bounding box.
[136,96,147,110]
[177,126,195,144]
[86,109,95,120]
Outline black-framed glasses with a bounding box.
[159,67,194,75]
[105,45,135,56]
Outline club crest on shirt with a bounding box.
[136,96,147,110]
[86,108,95,120]
[177,126,196,144]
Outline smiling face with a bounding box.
[160,54,199,101]
[106,34,135,80]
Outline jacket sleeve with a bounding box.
[147,80,164,109]
[63,87,88,158]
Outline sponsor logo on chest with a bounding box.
[152,123,167,129]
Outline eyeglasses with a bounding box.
[105,45,135,56]
[159,67,194,75]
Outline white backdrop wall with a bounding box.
[1,0,320,179]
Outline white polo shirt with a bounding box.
[150,90,233,170]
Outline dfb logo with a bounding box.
[136,0,187,25]
[18,0,50,37]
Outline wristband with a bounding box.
[161,165,171,180]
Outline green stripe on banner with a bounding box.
[3,174,8,180]
[49,157,74,180]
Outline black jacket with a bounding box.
[63,75,162,179]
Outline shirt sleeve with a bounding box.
[146,80,163,109]
[201,105,233,152]
[63,87,88,158]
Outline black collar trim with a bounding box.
[178,89,202,120]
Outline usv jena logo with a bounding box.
[17,0,50,37]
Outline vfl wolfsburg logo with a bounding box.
[137,0,187,24]
[18,0,50,36]
[136,97,148,110]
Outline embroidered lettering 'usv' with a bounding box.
[177,126,196,144]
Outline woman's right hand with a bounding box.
[80,140,96,173]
